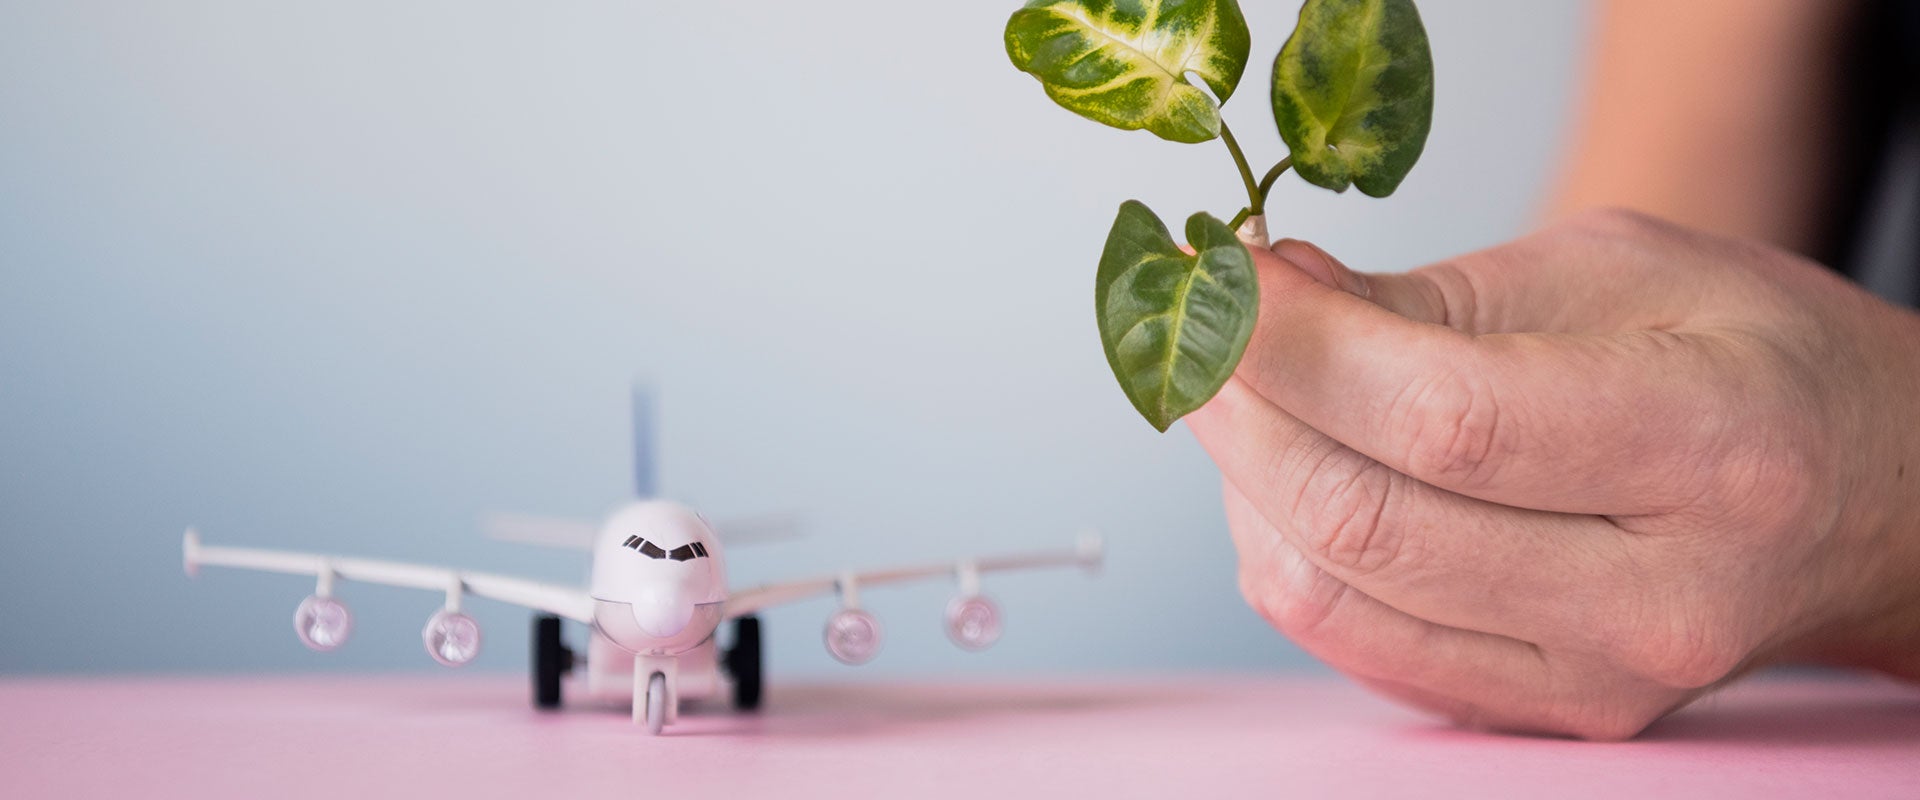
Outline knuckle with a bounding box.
[1717,398,1827,526]
[1443,697,1653,742]
[1240,554,1353,645]
[1613,605,1748,689]
[1667,338,1831,528]
[1233,527,1355,644]
[1510,685,1672,741]
[1289,450,1409,576]
[1557,705,1662,742]
[1390,367,1506,489]
[1721,449,1820,528]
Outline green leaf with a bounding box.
[1270,0,1434,196]
[1005,0,1251,144]
[1095,201,1259,431]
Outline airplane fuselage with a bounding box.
[587,500,728,656]
[579,501,735,726]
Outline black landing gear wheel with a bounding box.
[532,613,575,711]
[724,615,764,711]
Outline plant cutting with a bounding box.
[1003,0,1435,431]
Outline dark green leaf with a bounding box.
[1270,0,1434,196]
[1005,0,1251,144]
[1095,201,1259,431]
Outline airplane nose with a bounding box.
[632,599,695,639]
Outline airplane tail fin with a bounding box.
[633,382,657,499]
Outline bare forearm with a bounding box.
[1549,0,1859,256]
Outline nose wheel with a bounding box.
[643,672,668,735]
[531,614,575,710]
[723,615,764,711]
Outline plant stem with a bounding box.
[1256,156,1293,205]
[1218,121,1263,216]
[1228,207,1251,230]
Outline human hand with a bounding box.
[1188,208,1920,739]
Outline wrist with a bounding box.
[1791,308,1920,679]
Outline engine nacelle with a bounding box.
[944,594,1002,651]
[422,609,482,667]
[293,595,352,652]
[823,608,882,665]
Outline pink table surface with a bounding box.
[1,673,1916,799]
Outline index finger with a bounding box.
[1235,244,1756,516]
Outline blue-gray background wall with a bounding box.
[0,1,1586,676]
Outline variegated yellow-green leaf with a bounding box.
[1271,0,1434,196]
[1005,0,1251,144]
[1096,201,1258,431]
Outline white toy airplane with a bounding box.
[181,391,1102,735]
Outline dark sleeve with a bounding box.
[1827,0,1920,308]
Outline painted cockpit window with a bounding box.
[621,535,708,561]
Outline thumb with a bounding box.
[1272,212,1733,335]
[1269,238,1454,327]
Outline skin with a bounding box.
[1200,0,1920,738]
[1194,217,1920,740]
[1549,0,1859,256]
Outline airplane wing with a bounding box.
[704,512,805,546]
[480,513,601,551]
[720,533,1102,619]
[183,529,595,623]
